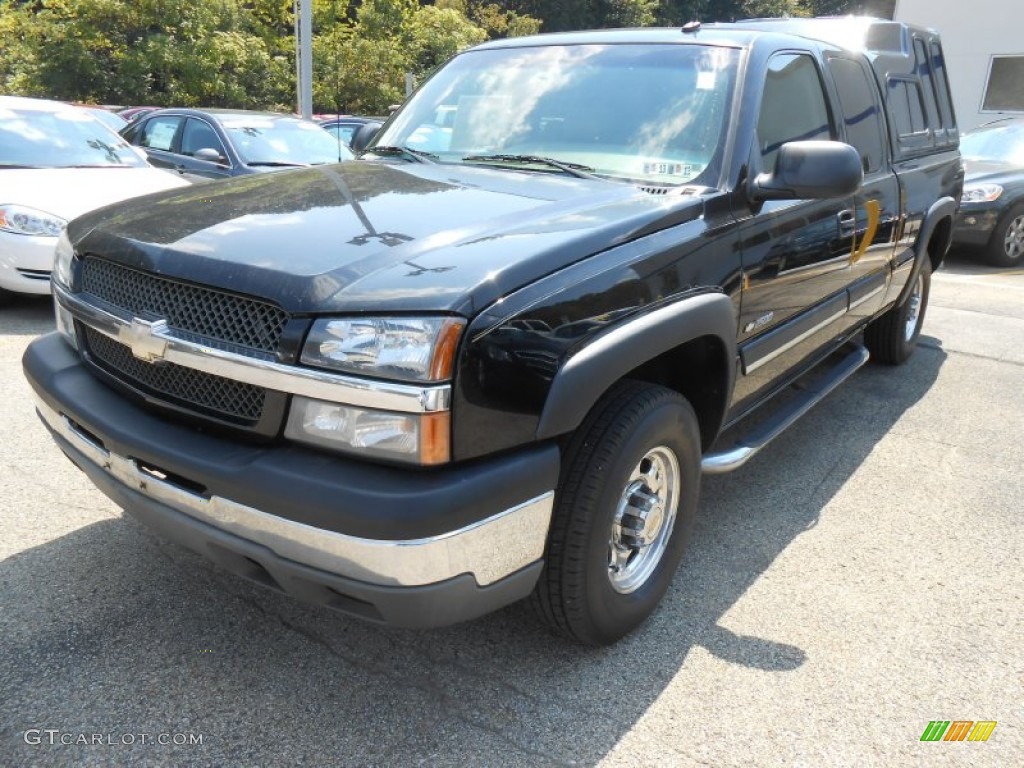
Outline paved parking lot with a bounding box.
[1,251,1021,767]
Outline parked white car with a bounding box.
[0,96,190,304]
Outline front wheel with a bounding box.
[531,380,701,645]
[985,202,1024,267]
[864,259,931,365]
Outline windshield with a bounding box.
[221,117,354,165]
[83,107,128,133]
[376,43,739,186]
[0,107,147,168]
[960,122,1024,165]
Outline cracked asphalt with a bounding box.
[1,250,1022,767]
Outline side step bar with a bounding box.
[701,345,870,474]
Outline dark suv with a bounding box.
[26,19,962,645]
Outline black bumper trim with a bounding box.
[24,332,561,541]
[56,428,542,628]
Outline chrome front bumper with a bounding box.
[36,394,554,589]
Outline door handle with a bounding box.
[837,209,856,239]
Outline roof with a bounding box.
[140,107,302,123]
[721,16,927,54]
[472,26,757,52]
[0,95,79,113]
[470,17,931,57]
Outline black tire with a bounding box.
[0,287,15,308]
[985,202,1024,268]
[531,380,701,646]
[864,259,931,365]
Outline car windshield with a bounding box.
[0,107,147,168]
[83,107,128,134]
[221,117,354,165]
[376,43,740,186]
[960,122,1024,165]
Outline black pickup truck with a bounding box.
[24,18,962,645]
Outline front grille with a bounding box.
[84,327,266,425]
[81,257,289,356]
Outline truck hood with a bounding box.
[69,161,705,315]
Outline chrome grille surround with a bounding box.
[54,281,451,414]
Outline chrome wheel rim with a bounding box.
[904,272,924,342]
[1003,214,1024,262]
[608,446,681,594]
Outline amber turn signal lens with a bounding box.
[418,412,451,465]
[429,319,465,381]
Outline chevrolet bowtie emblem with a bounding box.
[119,317,169,364]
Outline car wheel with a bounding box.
[531,380,700,645]
[985,202,1024,267]
[864,259,931,365]
[0,287,14,307]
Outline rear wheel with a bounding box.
[985,203,1024,267]
[531,380,701,645]
[864,259,931,365]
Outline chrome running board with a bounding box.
[702,345,870,474]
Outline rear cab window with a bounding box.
[826,54,887,173]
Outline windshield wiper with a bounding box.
[0,163,43,169]
[247,161,304,167]
[363,145,439,163]
[462,154,600,179]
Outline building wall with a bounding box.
[894,0,1024,131]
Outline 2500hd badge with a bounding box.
[25,18,962,645]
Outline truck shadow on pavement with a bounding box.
[1,340,946,766]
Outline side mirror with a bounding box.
[750,140,863,202]
[350,121,383,152]
[194,147,226,165]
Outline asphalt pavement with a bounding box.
[1,250,1021,767]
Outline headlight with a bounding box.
[961,183,1003,203]
[285,397,450,465]
[53,229,74,288]
[0,204,67,236]
[301,316,465,382]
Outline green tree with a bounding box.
[0,0,291,107]
[357,0,418,41]
[2,0,890,117]
[408,5,487,74]
[317,36,408,114]
[445,1,541,38]
[314,0,490,114]
[799,0,895,17]
[603,0,657,27]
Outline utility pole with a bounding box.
[294,0,313,118]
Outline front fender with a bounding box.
[535,292,737,441]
